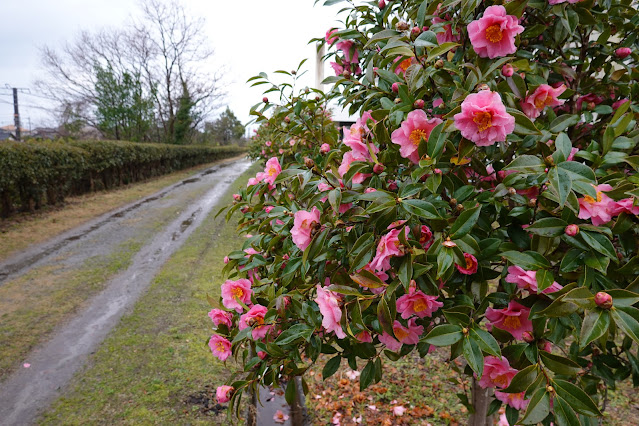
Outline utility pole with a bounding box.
[13,88,21,141]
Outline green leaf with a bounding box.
[553,379,602,417]
[462,336,484,378]
[580,231,617,260]
[350,269,385,289]
[502,364,539,393]
[608,289,639,307]
[423,324,463,346]
[526,217,568,237]
[326,284,363,296]
[437,246,455,278]
[549,115,580,133]
[449,205,481,239]
[553,395,581,426]
[364,29,401,47]
[501,250,551,270]
[285,376,298,405]
[504,155,546,174]
[535,269,555,292]
[470,327,501,357]
[611,307,639,345]
[539,352,580,376]
[548,166,572,207]
[557,161,596,183]
[359,360,375,391]
[427,42,460,62]
[401,199,441,219]
[377,296,394,337]
[275,324,314,345]
[322,355,341,381]
[507,108,542,135]
[520,388,550,424]
[579,309,610,349]
[426,122,447,160]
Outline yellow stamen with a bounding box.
[413,299,428,312]
[503,316,521,330]
[394,327,409,341]
[583,191,603,203]
[232,287,244,298]
[494,374,510,388]
[485,25,503,43]
[216,342,226,351]
[473,111,493,132]
[465,257,474,269]
[409,129,429,146]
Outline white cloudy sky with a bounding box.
[0,0,346,130]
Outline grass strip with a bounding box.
[40,164,259,425]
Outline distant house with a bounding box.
[0,128,13,141]
[31,127,63,140]
[0,124,30,140]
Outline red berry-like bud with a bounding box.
[616,47,632,59]
[304,157,315,168]
[284,116,291,123]
[522,331,535,343]
[434,59,444,69]
[396,21,409,31]
[413,99,425,109]
[411,26,422,37]
[502,64,514,77]
[378,0,386,8]
[391,82,399,93]
[594,292,613,309]
[232,193,241,201]
[262,97,268,103]
[373,163,385,174]
[565,224,579,237]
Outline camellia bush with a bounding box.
[208,0,639,424]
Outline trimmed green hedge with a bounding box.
[0,140,247,217]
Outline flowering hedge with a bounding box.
[209,0,639,424]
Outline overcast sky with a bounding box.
[0,0,345,131]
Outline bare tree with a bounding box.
[35,0,225,143]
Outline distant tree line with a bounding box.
[36,0,244,145]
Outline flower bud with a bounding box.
[565,224,579,237]
[391,82,399,93]
[284,116,291,123]
[232,194,242,201]
[442,237,457,248]
[615,47,632,59]
[315,96,321,102]
[304,157,315,168]
[544,155,555,167]
[373,163,385,174]
[411,26,422,38]
[223,256,229,264]
[522,331,535,343]
[434,59,444,69]
[508,187,517,196]
[434,168,442,174]
[342,69,351,78]
[396,21,409,31]
[262,97,269,103]
[394,97,402,104]
[388,180,398,190]
[413,99,425,109]
[378,0,386,8]
[594,292,613,309]
[501,64,514,77]
[291,70,297,75]
[320,143,330,154]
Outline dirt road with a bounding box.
[0,157,252,425]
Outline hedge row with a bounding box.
[0,140,247,217]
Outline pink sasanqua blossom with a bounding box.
[468,6,524,59]
[369,227,408,272]
[238,304,272,340]
[455,253,478,275]
[485,300,533,340]
[521,84,566,119]
[505,265,563,294]
[216,385,233,403]
[262,157,282,185]
[220,278,253,313]
[208,309,233,328]
[315,283,347,339]
[390,110,443,164]
[454,90,515,146]
[577,184,618,226]
[209,334,232,361]
[291,207,321,251]
[396,287,443,319]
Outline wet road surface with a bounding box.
[0,158,252,425]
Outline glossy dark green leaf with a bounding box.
[502,364,539,393]
[449,205,481,239]
[322,355,341,381]
[539,351,580,376]
[501,250,551,270]
[579,309,610,349]
[520,388,550,424]
[527,217,568,237]
[553,379,602,417]
[462,336,484,378]
[580,231,617,260]
[423,324,463,346]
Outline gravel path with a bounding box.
[0,157,252,425]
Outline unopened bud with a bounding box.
[411,26,422,38]
[565,224,579,237]
[373,163,385,174]
[304,157,315,168]
[396,21,409,31]
[449,198,458,206]
[594,292,613,309]
[392,82,399,93]
[508,187,517,195]
[394,97,402,104]
[315,96,321,102]
[435,59,444,69]
[262,97,269,103]
[462,327,469,335]
[291,70,297,75]
[378,0,386,8]
[232,194,242,201]
[545,155,555,167]
[342,69,351,78]
[456,204,464,212]
[284,116,291,123]
[522,331,535,343]
[413,99,425,109]
[546,385,555,393]
[616,47,632,59]
[502,64,514,77]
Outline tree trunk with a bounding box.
[468,377,495,426]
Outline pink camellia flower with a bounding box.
[506,265,563,294]
[262,157,281,185]
[456,253,479,275]
[343,113,377,158]
[330,62,344,76]
[356,330,373,343]
[320,143,331,153]
[221,279,252,313]
[273,409,289,424]
[396,286,443,319]
[454,90,515,146]
[432,16,460,45]
[468,6,524,59]
[390,109,443,164]
[612,198,639,216]
[496,389,529,410]
[326,28,338,45]
[612,98,630,110]
[338,150,371,184]
[486,300,533,340]
[239,304,272,340]
[232,193,241,201]
[479,356,517,389]
[291,207,321,251]
[433,98,444,108]
[315,284,347,338]
[577,184,618,226]
[208,309,233,328]
[420,225,434,250]
[370,228,408,271]
[379,331,402,352]
[577,93,605,111]
[336,40,359,64]
[216,385,234,403]
[521,84,566,119]
[616,47,632,58]
[393,318,423,344]
[208,334,232,361]
[394,57,416,76]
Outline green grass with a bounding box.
[40,164,260,425]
